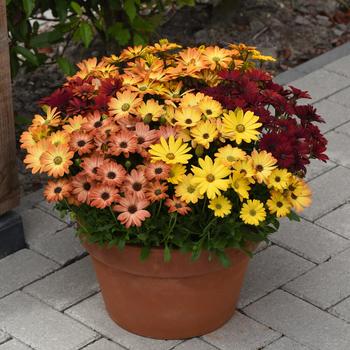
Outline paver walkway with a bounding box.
[1,46,350,350]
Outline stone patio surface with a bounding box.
[1,46,350,350]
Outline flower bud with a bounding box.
[195,145,204,157]
[125,160,132,169]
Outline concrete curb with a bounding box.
[275,42,350,85]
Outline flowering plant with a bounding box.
[20,40,327,265]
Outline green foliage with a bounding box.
[7,0,195,77]
[55,185,289,266]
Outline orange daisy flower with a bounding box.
[123,168,147,199]
[109,130,137,158]
[32,107,61,128]
[97,160,127,186]
[134,122,159,153]
[202,46,232,70]
[69,131,94,156]
[165,196,191,215]
[71,173,94,204]
[23,139,50,174]
[40,144,74,177]
[63,115,87,133]
[145,181,168,202]
[113,194,151,228]
[108,90,142,118]
[44,179,72,203]
[89,184,119,209]
[82,111,104,133]
[144,161,170,181]
[49,131,70,147]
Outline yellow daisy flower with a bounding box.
[63,115,87,133]
[232,158,256,181]
[168,164,186,184]
[240,199,266,226]
[284,176,312,213]
[215,145,246,168]
[149,136,192,164]
[32,107,61,128]
[202,46,232,70]
[208,196,232,217]
[175,106,202,128]
[268,168,291,191]
[191,156,231,199]
[180,92,205,108]
[221,108,262,144]
[40,144,74,178]
[108,90,142,118]
[267,191,292,217]
[175,174,202,204]
[190,120,218,149]
[136,99,165,122]
[231,171,251,201]
[198,97,223,119]
[250,149,277,184]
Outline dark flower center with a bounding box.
[94,121,102,128]
[128,205,137,213]
[83,182,91,191]
[107,171,116,179]
[203,133,210,139]
[175,203,182,209]
[276,201,283,208]
[275,176,281,182]
[256,165,264,172]
[53,156,63,165]
[185,118,192,124]
[206,174,215,183]
[132,182,142,191]
[155,167,163,174]
[120,141,128,148]
[155,189,162,195]
[121,103,130,112]
[101,192,110,200]
[137,137,145,144]
[77,140,86,147]
[92,167,98,174]
[206,109,213,115]
[54,186,62,194]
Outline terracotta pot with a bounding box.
[84,241,255,340]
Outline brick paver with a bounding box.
[0,249,58,298]
[271,218,349,263]
[202,312,280,350]
[2,46,350,350]
[283,248,350,310]
[24,256,99,311]
[0,292,97,350]
[244,290,350,350]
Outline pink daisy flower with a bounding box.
[80,152,105,180]
[144,161,170,181]
[89,184,119,209]
[145,181,168,202]
[122,168,147,198]
[109,130,137,158]
[113,194,151,228]
[165,196,191,215]
[134,122,158,154]
[71,173,95,204]
[97,160,127,186]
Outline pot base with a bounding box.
[85,242,253,340]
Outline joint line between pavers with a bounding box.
[78,335,103,350]
[61,290,101,313]
[301,201,349,223]
[310,83,350,106]
[324,121,350,135]
[198,337,223,350]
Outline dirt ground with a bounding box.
[14,0,350,194]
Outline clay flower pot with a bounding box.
[84,241,254,340]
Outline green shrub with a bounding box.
[7,0,195,77]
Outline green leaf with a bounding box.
[30,29,64,48]
[124,0,137,22]
[217,251,231,268]
[57,57,76,76]
[78,21,94,48]
[287,211,301,222]
[164,245,171,262]
[55,0,68,21]
[22,0,35,18]
[133,32,145,46]
[14,46,39,66]
[107,22,130,46]
[15,115,31,126]
[140,247,150,261]
[70,1,82,15]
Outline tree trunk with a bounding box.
[0,0,20,215]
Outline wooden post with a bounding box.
[0,0,20,215]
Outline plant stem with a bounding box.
[109,206,119,226]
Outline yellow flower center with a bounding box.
[249,209,257,216]
[226,155,235,162]
[53,156,63,165]
[187,185,195,194]
[121,103,130,111]
[155,189,162,195]
[215,204,222,209]
[166,153,175,160]
[212,56,220,62]
[236,124,246,133]
[206,174,215,183]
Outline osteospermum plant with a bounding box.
[20,40,327,265]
